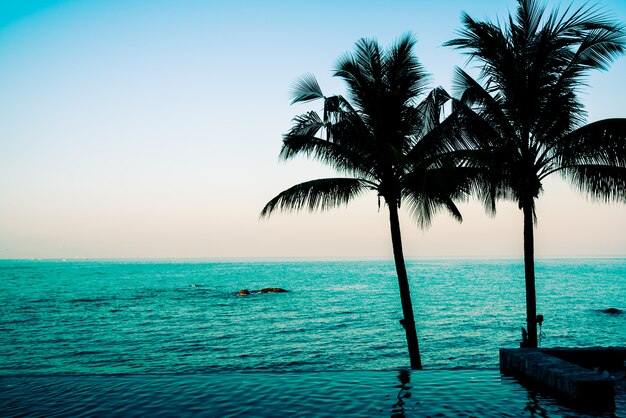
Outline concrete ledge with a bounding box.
[541,347,626,372]
[500,348,616,409]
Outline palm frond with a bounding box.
[403,192,462,229]
[260,178,370,218]
[558,119,626,168]
[334,37,382,112]
[279,104,379,179]
[386,33,430,104]
[401,163,489,228]
[280,111,324,153]
[414,86,450,136]
[408,109,473,163]
[445,12,513,85]
[562,165,626,203]
[515,0,545,40]
[575,27,626,71]
[453,68,515,140]
[290,73,324,105]
[281,133,376,180]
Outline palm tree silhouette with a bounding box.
[261,34,474,369]
[446,0,626,347]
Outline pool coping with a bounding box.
[500,347,626,410]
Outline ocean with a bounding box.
[1,258,624,416]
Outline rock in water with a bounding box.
[259,287,288,293]
[236,288,288,296]
[599,308,622,314]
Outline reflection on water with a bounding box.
[391,370,412,418]
[1,370,623,417]
[525,391,552,418]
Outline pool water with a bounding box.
[2,370,624,417]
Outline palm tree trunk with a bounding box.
[522,202,538,348]
[388,202,422,369]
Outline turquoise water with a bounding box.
[1,258,624,374]
[1,258,624,416]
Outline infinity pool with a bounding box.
[2,369,624,417]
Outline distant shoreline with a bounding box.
[1,256,624,263]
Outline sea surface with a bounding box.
[1,258,624,416]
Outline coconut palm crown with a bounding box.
[261,34,475,369]
[445,0,626,347]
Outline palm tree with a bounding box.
[445,0,626,347]
[261,34,473,369]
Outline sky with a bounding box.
[1,0,625,260]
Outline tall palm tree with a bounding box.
[445,0,626,347]
[261,34,473,369]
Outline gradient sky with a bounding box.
[1,0,625,259]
